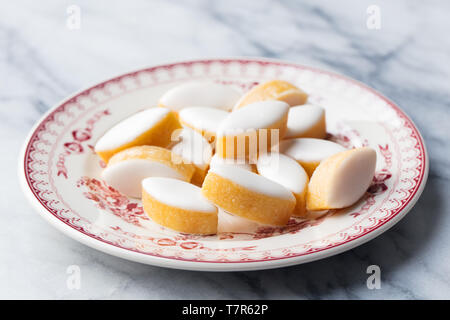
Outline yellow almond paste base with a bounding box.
[108,145,195,182]
[142,189,218,235]
[215,117,287,161]
[302,113,326,139]
[235,80,308,109]
[292,187,308,217]
[295,160,320,177]
[202,172,295,226]
[190,165,208,187]
[97,111,181,163]
[286,113,326,140]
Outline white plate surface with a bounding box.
[19,58,428,271]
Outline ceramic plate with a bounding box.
[19,58,428,271]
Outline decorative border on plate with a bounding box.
[23,59,426,263]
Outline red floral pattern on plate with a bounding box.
[21,59,427,267]
[56,110,110,179]
[75,130,391,241]
[77,177,148,227]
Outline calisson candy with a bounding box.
[233,79,308,110]
[202,165,296,226]
[279,138,346,177]
[257,153,309,217]
[170,128,213,186]
[215,100,289,162]
[158,81,241,112]
[102,146,195,198]
[306,147,377,210]
[284,104,326,139]
[142,177,218,235]
[94,79,377,235]
[178,106,229,143]
[95,108,180,162]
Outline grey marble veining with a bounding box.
[1,0,449,299]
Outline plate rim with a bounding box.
[18,57,429,271]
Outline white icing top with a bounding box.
[209,164,294,201]
[102,159,185,198]
[95,108,170,152]
[179,107,229,134]
[142,177,217,213]
[217,100,289,136]
[257,153,308,194]
[323,147,377,207]
[279,138,346,162]
[159,81,241,111]
[209,154,253,172]
[285,104,325,139]
[170,128,212,170]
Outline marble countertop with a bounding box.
[1,0,449,299]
